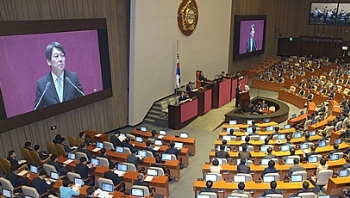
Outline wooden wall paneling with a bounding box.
[0,131,12,158]
[8,129,21,159]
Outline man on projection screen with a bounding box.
[245,24,258,53]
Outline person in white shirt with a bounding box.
[209,159,222,174]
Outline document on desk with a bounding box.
[17,170,28,176]
[158,135,164,139]
[95,189,112,198]
[119,136,126,142]
[18,160,26,164]
[70,146,78,149]
[153,146,160,151]
[63,159,73,164]
[114,170,126,177]
[92,148,101,152]
[144,176,154,182]
[95,133,102,137]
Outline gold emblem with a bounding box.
[177,0,198,36]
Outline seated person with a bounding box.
[24,141,33,151]
[34,144,50,161]
[219,139,230,151]
[48,154,70,176]
[237,159,250,174]
[242,136,254,147]
[59,178,80,198]
[342,158,350,169]
[328,144,342,155]
[273,126,280,135]
[179,91,190,102]
[259,100,268,110]
[186,81,193,92]
[110,130,123,147]
[127,149,144,169]
[215,145,229,158]
[317,102,326,114]
[60,137,75,153]
[251,106,263,115]
[7,150,26,171]
[199,180,218,197]
[77,142,92,160]
[283,135,295,146]
[296,181,314,195]
[75,157,96,186]
[317,131,328,144]
[231,182,252,198]
[149,130,158,141]
[341,124,350,138]
[144,140,158,157]
[79,132,91,146]
[151,156,172,181]
[32,170,56,198]
[261,160,277,177]
[264,147,276,159]
[249,127,258,135]
[165,142,181,159]
[134,173,154,194]
[262,181,283,196]
[123,137,134,152]
[298,88,305,96]
[6,165,29,193]
[302,133,311,143]
[228,128,235,136]
[85,187,96,198]
[103,164,125,191]
[288,158,305,177]
[99,148,114,166]
[53,134,62,144]
[306,91,313,100]
[315,158,328,175]
[238,144,251,160]
[304,145,318,161]
[209,159,222,174]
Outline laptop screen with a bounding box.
[96,142,103,148]
[263,175,275,183]
[154,140,163,146]
[261,159,271,165]
[138,150,147,157]
[147,169,158,176]
[2,188,11,198]
[118,164,128,172]
[260,145,271,152]
[162,154,172,160]
[285,158,295,164]
[30,165,38,174]
[330,154,339,161]
[300,111,304,115]
[260,135,268,141]
[68,153,75,160]
[50,171,59,180]
[280,145,290,151]
[309,131,316,136]
[247,120,253,125]
[131,188,144,197]
[233,175,246,183]
[291,114,297,119]
[294,132,302,138]
[300,143,309,149]
[246,127,253,133]
[74,177,84,186]
[264,118,271,123]
[174,142,184,149]
[90,158,100,166]
[318,141,326,147]
[116,146,124,153]
[291,175,303,182]
[278,134,286,140]
[159,130,167,135]
[205,174,217,182]
[222,136,232,141]
[308,156,318,163]
[229,120,237,125]
[135,137,143,142]
[140,127,147,132]
[284,124,291,129]
[266,126,274,131]
[317,196,330,198]
[339,169,349,177]
[179,132,188,138]
[101,183,113,192]
[335,138,342,144]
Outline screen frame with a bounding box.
[233,15,267,60]
[0,19,113,133]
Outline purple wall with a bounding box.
[0,30,103,118]
[239,20,265,54]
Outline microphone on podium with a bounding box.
[65,77,85,96]
[34,81,51,110]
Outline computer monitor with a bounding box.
[300,111,304,115]
[291,175,303,182]
[280,145,290,151]
[337,125,342,131]
[68,153,75,160]
[222,136,232,141]
[266,126,274,131]
[29,165,38,174]
[74,177,84,186]
[229,120,237,125]
[196,195,211,198]
[264,118,271,123]
[246,127,253,133]
[318,141,326,147]
[263,175,275,183]
[335,138,342,144]
[339,169,349,177]
[140,127,147,132]
[50,171,59,180]
[238,146,243,151]
[300,143,309,150]
[174,142,184,149]
[330,154,339,161]
[101,183,113,192]
[247,120,253,125]
[285,158,295,164]
[159,130,167,136]
[90,158,100,166]
[131,188,144,197]
[96,142,103,148]
[260,145,271,152]
[233,175,246,183]
[308,156,318,163]
[278,134,286,140]
[115,146,124,153]
[260,135,268,141]
[161,154,172,161]
[2,188,11,198]
[24,196,34,198]
[117,164,128,172]
[294,132,302,138]
[154,140,163,146]
[227,196,241,198]
[120,133,126,138]
[179,132,189,138]
[212,158,224,165]
[138,150,147,157]
[147,168,158,176]
[205,174,217,182]
[291,114,297,119]
[309,131,316,136]
[284,124,291,129]
[312,120,317,124]
[261,158,271,165]
[317,196,330,198]
[135,137,143,143]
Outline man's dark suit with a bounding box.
[288,164,305,176]
[32,177,54,197]
[237,164,250,174]
[123,142,134,151]
[6,172,29,192]
[7,156,20,170]
[134,181,152,192]
[62,143,74,153]
[48,160,66,176]
[238,151,251,159]
[37,151,49,161]
[103,171,123,186]
[34,70,84,110]
[261,167,277,176]
[75,163,96,186]
[165,148,180,158]
[144,147,158,157]
[245,38,258,53]
[215,150,229,158]
[126,154,143,169]
[186,84,193,92]
[262,189,283,196]
[77,148,92,160]
[110,135,122,147]
[264,154,277,159]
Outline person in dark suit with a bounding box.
[186,81,193,92]
[306,91,313,100]
[24,142,33,151]
[126,149,144,169]
[238,144,251,160]
[34,41,84,110]
[261,160,277,177]
[199,180,219,197]
[34,145,50,161]
[242,136,254,147]
[75,157,96,186]
[264,147,277,159]
[77,142,92,160]
[144,141,158,157]
[6,165,29,193]
[288,158,305,177]
[179,91,190,102]
[151,156,172,181]
[60,137,75,153]
[110,131,123,148]
[296,181,314,195]
[149,130,157,141]
[32,170,56,198]
[123,137,134,152]
[215,145,230,158]
[165,142,181,159]
[245,24,258,53]
[262,181,283,196]
[48,154,70,176]
[7,150,26,170]
[235,83,242,107]
[53,134,62,144]
[133,173,154,194]
[99,148,114,166]
[237,159,250,174]
[304,145,318,161]
[199,71,207,81]
[259,100,268,110]
[103,164,125,191]
[328,144,342,155]
[79,132,91,146]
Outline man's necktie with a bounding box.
[56,77,63,102]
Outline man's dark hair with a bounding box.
[212,159,219,166]
[60,137,66,143]
[62,178,71,187]
[151,130,156,136]
[155,156,162,164]
[109,164,115,169]
[270,181,277,189]
[25,142,31,148]
[229,129,234,135]
[240,159,247,165]
[51,154,58,161]
[333,144,339,150]
[267,147,273,154]
[220,145,225,151]
[321,131,327,137]
[45,41,66,61]
[206,180,213,188]
[8,150,15,157]
[114,131,120,135]
[125,137,131,143]
[268,160,275,167]
[79,157,87,163]
[264,138,270,144]
[311,145,316,151]
[293,158,299,165]
[34,145,40,151]
[222,139,227,145]
[132,149,138,154]
[286,135,291,142]
[39,169,47,176]
[238,182,245,190]
[79,132,85,138]
[242,144,248,151]
[302,181,309,189]
[170,142,175,148]
[305,133,310,139]
[290,148,296,155]
[245,136,250,143]
[320,158,327,165]
[80,142,86,149]
[86,187,95,195]
[101,148,106,154]
[274,126,279,132]
[146,141,151,147]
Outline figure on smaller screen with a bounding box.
[34,41,85,110]
[245,24,258,53]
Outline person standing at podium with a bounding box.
[235,83,242,107]
[199,70,207,81]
